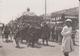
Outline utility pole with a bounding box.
[78,0,80,32]
[45,0,47,20]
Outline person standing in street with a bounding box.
[52,26,55,42]
[61,19,74,56]
[3,25,10,42]
[41,22,50,45]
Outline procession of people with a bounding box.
[0,8,79,56]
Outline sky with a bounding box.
[0,0,79,24]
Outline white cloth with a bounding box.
[23,11,36,16]
[61,26,74,53]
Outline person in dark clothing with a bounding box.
[14,25,30,48]
[52,26,55,42]
[14,31,22,48]
[27,26,35,47]
[27,26,40,47]
[41,24,50,45]
[20,25,29,43]
[3,26,10,42]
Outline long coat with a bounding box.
[61,26,74,53]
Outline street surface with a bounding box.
[0,37,79,56]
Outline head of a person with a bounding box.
[65,19,72,27]
[27,8,30,12]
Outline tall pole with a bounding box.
[45,0,47,20]
[78,0,80,40]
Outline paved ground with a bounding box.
[0,38,79,56]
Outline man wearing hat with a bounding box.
[61,19,74,56]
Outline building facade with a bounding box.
[50,7,79,29]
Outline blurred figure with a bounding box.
[41,23,50,45]
[57,28,63,44]
[61,19,74,56]
[23,8,36,16]
[14,24,30,48]
[52,26,55,42]
[52,26,58,42]
[27,26,40,47]
[72,29,76,46]
[3,25,10,42]
[74,29,79,46]
[0,23,4,47]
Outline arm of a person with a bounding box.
[61,27,72,36]
[61,26,67,36]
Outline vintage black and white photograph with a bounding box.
[0,0,79,56]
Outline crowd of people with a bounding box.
[0,8,78,56]
[0,21,61,45]
[0,18,78,56]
